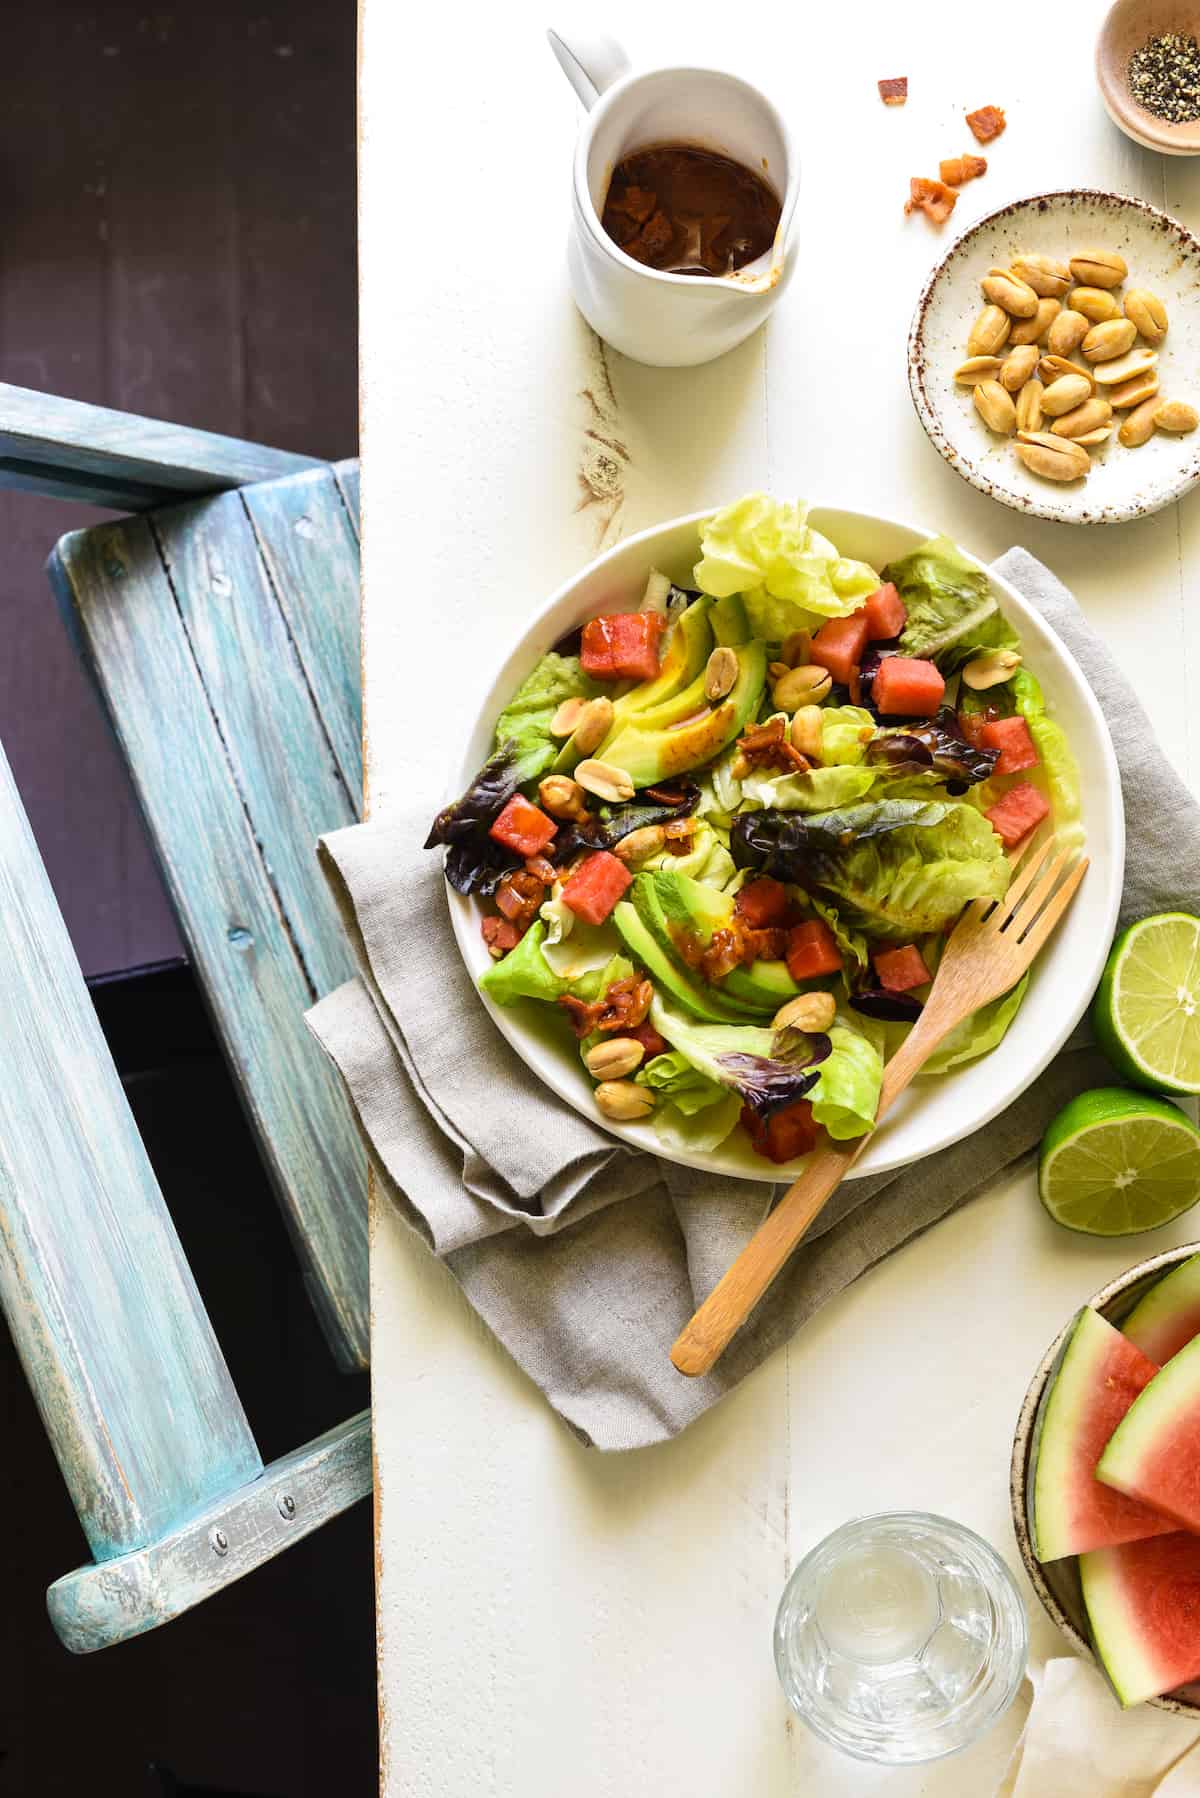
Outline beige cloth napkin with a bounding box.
[306,549,1200,1449]
[998,1660,1200,1797]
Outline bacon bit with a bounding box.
[732,716,808,779]
[558,975,653,1039]
[494,868,544,929]
[966,105,1006,143]
[742,926,789,964]
[904,176,958,225]
[641,784,689,805]
[481,916,521,959]
[939,154,988,187]
[878,76,908,105]
[663,817,697,854]
[700,928,743,983]
[523,854,558,885]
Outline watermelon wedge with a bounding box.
[1098,1333,1200,1531]
[1123,1254,1200,1365]
[1030,1307,1176,1560]
[1081,1532,1200,1706]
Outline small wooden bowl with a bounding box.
[1097,0,1200,154]
[1011,1244,1200,1715]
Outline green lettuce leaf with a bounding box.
[479,922,568,1004]
[648,996,830,1117]
[492,651,599,776]
[918,975,1030,1075]
[636,1050,729,1115]
[820,705,877,766]
[732,798,1010,941]
[890,537,1020,672]
[693,495,879,638]
[652,1091,743,1153]
[740,764,877,812]
[809,894,871,989]
[1010,670,1085,850]
[642,822,736,887]
[808,1019,884,1140]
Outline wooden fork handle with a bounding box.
[669,1022,945,1378]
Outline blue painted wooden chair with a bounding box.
[0,384,370,1650]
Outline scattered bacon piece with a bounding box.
[904,176,958,225]
[481,916,521,959]
[966,105,1006,144]
[878,76,908,105]
[939,154,988,187]
[732,716,808,779]
[558,975,653,1039]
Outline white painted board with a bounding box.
[360,1,1200,1788]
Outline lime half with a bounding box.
[1092,913,1200,1096]
[1039,1088,1200,1236]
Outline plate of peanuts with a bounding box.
[908,190,1200,524]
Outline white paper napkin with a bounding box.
[998,1660,1200,1797]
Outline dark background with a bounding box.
[0,4,373,1794]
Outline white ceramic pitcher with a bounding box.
[548,28,799,368]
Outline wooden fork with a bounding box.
[670,834,1089,1378]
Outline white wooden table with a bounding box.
[360,3,1200,1789]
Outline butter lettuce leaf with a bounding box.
[479,922,568,1004]
[808,1018,884,1140]
[649,996,832,1119]
[820,705,878,766]
[642,821,736,888]
[918,975,1030,1076]
[740,764,877,813]
[636,1050,729,1116]
[890,536,1019,672]
[492,651,599,776]
[694,495,879,638]
[1010,670,1085,851]
[731,798,1010,941]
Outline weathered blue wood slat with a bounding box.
[0,381,321,510]
[241,466,363,803]
[332,457,361,536]
[49,1410,372,1654]
[49,518,369,1369]
[0,736,262,1560]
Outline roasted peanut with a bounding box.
[1068,286,1122,324]
[1068,250,1127,289]
[538,775,588,820]
[982,267,1039,318]
[1046,309,1090,358]
[1118,397,1161,447]
[704,646,739,701]
[1010,253,1072,298]
[612,825,667,865]
[1038,354,1094,390]
[1107,370,1159,410]
[954,356,1005,384]
[772,664,832,709]
[961,648,1022,690]
[570,696,615,756]
[593,1079,655,1122]
[967,304,1012,357]
[1000,345,1039,392]
[1051,395,1114,439]
[550,698,584,738]
[584,1037,645,1080]
[1124,288,1168,346]
[779,629,812,668]
[973,379,1017,434]
[1081,319,1137,363]
[1015,378,1045,433]
[789,704,824,760]
[1156,400,1200,434]
[1009,297,1062,346]
[1092,346,1158,387]
[773,990,837,1033]
[575,759,635,802]
[1073,427,1113,447]
[1040,373,1092,418]
[1014,431,1090,481]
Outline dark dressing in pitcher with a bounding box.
[601,143,782,277]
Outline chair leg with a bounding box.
[48,1411,372,1653]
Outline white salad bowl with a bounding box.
[446,507,1124,1182]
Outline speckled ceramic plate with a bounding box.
[1011,1245,1200,1715]
[909,190,1200,524]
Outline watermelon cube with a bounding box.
[810,612,872,686]
[873,944,930,993]
[872,656,946,717]
[986,782,1050,848]
[581,612,665,681]
[785,919,842,981]
[742,1097,818,1164]
[489,794,558,857]
[560,850,632,926]
[981,714,1040,776]
[734,876,791,929]
[862,582,907,641]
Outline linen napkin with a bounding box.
[307,549,1200,1450]
[997,1659,1200,1796]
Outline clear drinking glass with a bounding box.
[773,1511,1028,1766]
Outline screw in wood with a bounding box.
[211,1527,229,1556]
[277,1493,296,1520]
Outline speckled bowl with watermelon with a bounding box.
[1013,1245,1200,1714]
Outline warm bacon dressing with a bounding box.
[601,144,782,277]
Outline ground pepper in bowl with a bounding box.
[1127,32,1200,124]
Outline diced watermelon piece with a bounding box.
[862,582,907,641]
[810,613,872,687]
[734,876,791,929]
[741,1098,818,1164]
[981,714,1040,776]
[1030,1307,1176,1562]
[1098,1334,1200,1536]
[1123,1254,1200,1366]
[489,794,558,857]
[628,1020,668,1061]
[785,919,843,981]
[580,611,665,681]
[560,850,632,926]
[986,782,1050,848]
[1081,1533,1200,1707]
[958,704,1001,748]
[873,944,931,993]
[872,656,946,717]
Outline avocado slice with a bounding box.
[598,640,768,786]
[630,874,765,1022]
[637,869,803,1015]
[611,902,763,1025]
[721,961,802,1010]
[554,598,713,773]
[709,593,750,646]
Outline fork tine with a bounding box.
[964,830,1054,927]
[990,834,1059,926]
[1015,856,1089,958]
[1010,845,1075,937]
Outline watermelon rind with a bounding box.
[1080,1544,1168,1707]
[1098,1333,1200,1529]
[1030,1306,1174,1560]
[1122,1253,1200,1366]
[1081,1533,1200,1708]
